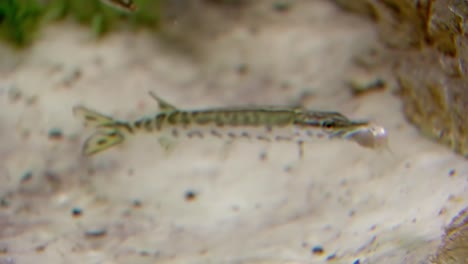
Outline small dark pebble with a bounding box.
[48,128,63,140]
[20,171,33,183]
[132,199,142,208]
[71,207,83,217]
[7,85,22,102]
[448,169,456,177]
[283,165,293,173]
[311,245,324,255]
[85,228,107,238]
[353,259,360,264]
[25,96,38,106]
[0,244,8,254]
[35,244,46,252]
[44,171,61,185]
[0,198,9,208]
[280,81,291,90]
[20,129,30,140]
[185,190,197,201]
[236,63,249,75]
[438,207,447,215]
[326,253,336,260]
[62,68,82,87]
[272,1,291,12]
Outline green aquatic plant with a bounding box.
[0,0,161,48]
[0,0,44,47]
[45,0,161,36]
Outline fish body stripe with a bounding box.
[73,94,387,156]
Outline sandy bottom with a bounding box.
[0,1,466,263]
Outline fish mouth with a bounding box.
[343,123,388,149]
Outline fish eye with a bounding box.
[321,120,335,129]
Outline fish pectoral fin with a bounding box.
[73,105,115,128]
[82,130,125,156]
[158,137,177,155]
[148,91,178,111]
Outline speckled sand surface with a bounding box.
[0,1,467,263]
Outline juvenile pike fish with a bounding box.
[100,0,137,12]
[73,92,388,156]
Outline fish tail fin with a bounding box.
[82,130,125,156]
[73,105,126,156]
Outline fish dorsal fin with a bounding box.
[73,105,115,128]
[148,91,178,111]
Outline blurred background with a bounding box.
[0,1,467,263]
